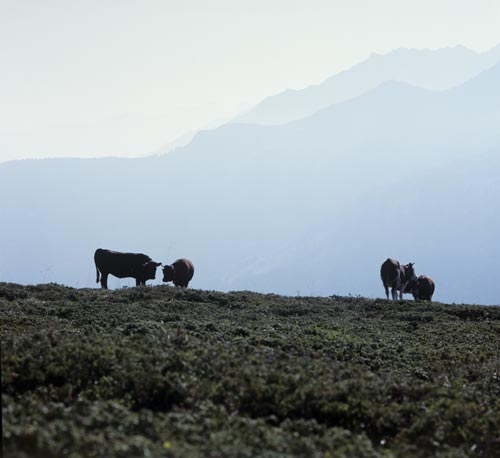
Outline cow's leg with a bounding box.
[135,279,141,287]
[384,285,389,300]
[391,287,398,301]
[399,289,403,300]
[100,273,109,289]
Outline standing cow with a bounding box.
[94,248,161,289]
[162,258,194,287]
[380,258,417,300]
[411,275,435,301]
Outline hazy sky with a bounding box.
[1,0,499,162]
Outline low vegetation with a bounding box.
[1,283,499,457]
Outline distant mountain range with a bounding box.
[1,46,499,304]
[234,44,500,125]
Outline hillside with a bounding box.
[2,283,500,457]
[1,61,500,303]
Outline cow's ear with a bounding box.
[155,262,162,267]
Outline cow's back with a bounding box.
[380,258,400,286]
[173,258,195,285]
[415,275,435,300]
[95,249,151,275]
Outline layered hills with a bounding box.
[1,47,499,304]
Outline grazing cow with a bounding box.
[411,275,435,301]
[380,258,417,300]
[162,259,194,287]
[94,248,161,289]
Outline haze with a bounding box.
[1,0,500,161]
[1,1,500,305]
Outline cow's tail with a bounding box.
[95,263,100,284]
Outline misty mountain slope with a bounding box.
[227,150,500,303]
[234,44,500,126]
[1,62,499,303]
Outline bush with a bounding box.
[1,283,499,457]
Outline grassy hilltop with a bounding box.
[1,283,500,458]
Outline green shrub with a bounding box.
[1,283,499,457]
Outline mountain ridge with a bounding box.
[1,54,499,303]
[233,44,500,126]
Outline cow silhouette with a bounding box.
[94,248,161,289]
[162,259,195,287]
[380,258,416,300]
[411,275,435,301]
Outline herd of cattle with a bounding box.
[94,249,435,301]
[380,258,435,301]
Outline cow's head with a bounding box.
[408,277,420,299]
[162,265,175,283]
[403,262,417,293]
[141,261,162,281]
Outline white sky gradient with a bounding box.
[1,0,499,162]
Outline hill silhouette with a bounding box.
[0,59,499,303]
[234,44,500,125]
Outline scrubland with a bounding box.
[1,283,499,457]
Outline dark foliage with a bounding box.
[1,283,499,457]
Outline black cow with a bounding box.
[411,275,435,301]
[94,248,161,289]
[162,258,194,287]
[380,258,416,300]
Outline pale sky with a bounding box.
[1,0,499,162]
